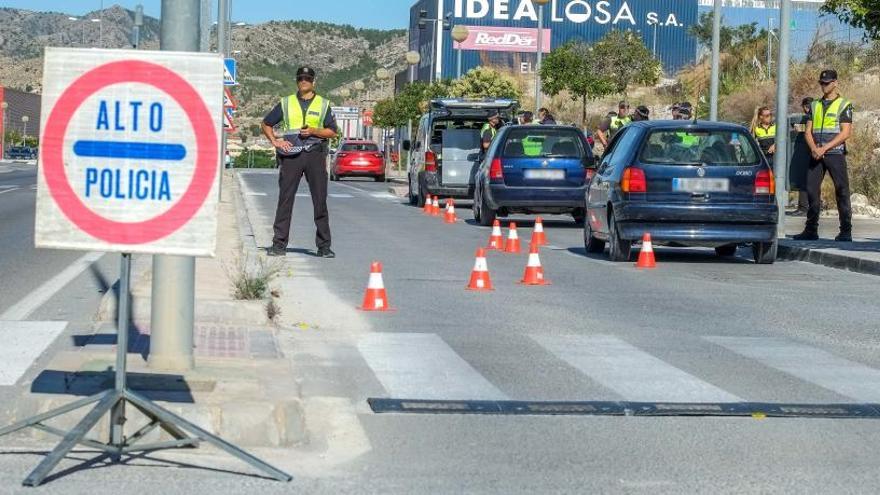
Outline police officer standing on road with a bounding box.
[750,106,777,157]
[261,66,338,258]
[794,69,854,242]
[481,111,502,154]
[596,101,631,147]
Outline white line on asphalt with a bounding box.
[0,187,18,196]
[330,180,371,195]
[0,321,67,386]
[246,192,267,196]
[0,252,104,321]
[533,334,741,403]
[358,333,509,400]
[328,193,354,198]
[371,192,397,200]
[706,336,880,402]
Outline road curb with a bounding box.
[778,242,880,276]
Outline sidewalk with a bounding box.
[5,171,306,449]
[780,215,880,276]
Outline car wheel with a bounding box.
[375,175,386,183]
[407,175,418,206]
[472,186,482,223]
[416,175,427,208]
[714,244,738,257]
[752,240,777,264]
[607,214,632,262]
[477,185,496,227]
[584,217,606,254]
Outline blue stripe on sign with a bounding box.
[73,141,186,161]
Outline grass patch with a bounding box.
[227,255,282,300]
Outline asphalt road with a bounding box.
[1,169,879,494]
[240,171,880,494]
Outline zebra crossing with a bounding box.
[359,332,880,406]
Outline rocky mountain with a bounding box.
[0,5,407,141]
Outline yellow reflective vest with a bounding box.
[753,124,776,154]
[281,94,329,132]
[811,97,851,153]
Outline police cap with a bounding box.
[819,69,838,83]
[296,66,317,78]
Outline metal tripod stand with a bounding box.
[0,254,292,486]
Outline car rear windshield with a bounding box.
[502,129,584,158]
[640,130,762,166]
[341,143,378,152]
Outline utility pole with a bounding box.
[149,0,200,371]
[533,0,550,112]
[218,0,229,190]
[200,0,212,52]
[133,5,143,49]
[709,0,721,121]
[773,0,792,235]
[767,17,773,80]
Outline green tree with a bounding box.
[592,30,662,96]
[822,0,880,40]
[448,67,521,99]
[540,41,616,125]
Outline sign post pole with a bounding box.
[709,0,721,121]
[0,0,292,486]
[148,0,199,373]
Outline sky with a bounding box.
[0,0,413,30]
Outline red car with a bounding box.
[330,140,386,182]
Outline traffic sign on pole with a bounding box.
[223,106,236,133]
[223,87,238,109]
[35,47,224,256]
[223,57,237,85]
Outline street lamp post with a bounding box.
[709,0,721,121]
[376,68,392,177]
[354,80,366,138]
[21,116,29,146]
[405,50,420,175]
[451,25,469,79]
[1,101,7,159]
[532,0,550,112]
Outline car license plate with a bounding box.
[524,169,565,180]
[353,161,370,166]
[673,178,729,192]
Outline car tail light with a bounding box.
[425,150,437,172]
[755,169,775,195]
[621,167,646,193]
[489,158,504,181]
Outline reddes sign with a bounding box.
[454,0,684,27]
[459,26,552,53]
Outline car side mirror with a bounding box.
[402,140,411,151]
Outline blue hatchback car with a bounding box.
[472,125,595,226]
[584,121,779,264]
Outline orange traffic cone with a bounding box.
[358,261,393,311]
[635,233,657,269]
[422,196,433,215]
[431,196,441,216]
[487,219,503,250]
[466,248,494,291]
[503,222,521,254]
[444,198,458,224]
[531,216,548,247]
[520,242,550,285]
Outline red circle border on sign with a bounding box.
[41,59,218,245]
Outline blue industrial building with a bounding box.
[407,0,861,82]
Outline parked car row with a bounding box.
[4,146,38,160]
[398,99,779,265]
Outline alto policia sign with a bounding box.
[35,47,224,257]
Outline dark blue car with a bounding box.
[472,125,595,226]
[584,121,779,264]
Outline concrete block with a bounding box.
[276,400,307,446]
[219,402,281,447]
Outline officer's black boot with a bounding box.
[792,230,819,241]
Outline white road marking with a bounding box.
[371,192,397,200]
[328,193,354,198]
[246,192,267,196]
[706,336,880,402]
[0,187,18,195]
[0,252,104,321]
[533,334,741,402]
[0,321,67,385]
[330,181,370,195]
[358,333,508,400]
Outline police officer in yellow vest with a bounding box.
[751,106,777,157]
[481,111,502,154]
[794,69,854,242]
[261,67,338,257]
[596,101,632,148]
